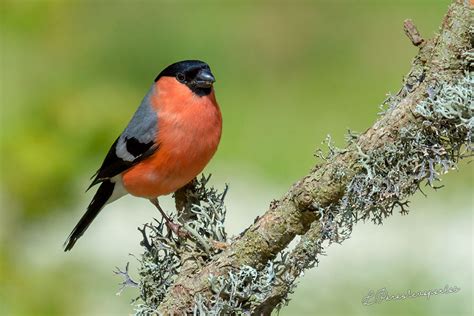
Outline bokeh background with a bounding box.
[0,1,472,315]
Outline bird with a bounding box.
[64,60,222,251]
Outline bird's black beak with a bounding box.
[194,69,215,88]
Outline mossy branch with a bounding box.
[127,1,472,314]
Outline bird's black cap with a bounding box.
[155,60,210,81]
[155,60,215,96]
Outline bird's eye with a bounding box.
[176,73,185,83]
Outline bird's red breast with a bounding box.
[121,77,222,198]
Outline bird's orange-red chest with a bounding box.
[121,77,222,198]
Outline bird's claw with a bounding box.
[165,220,189,239]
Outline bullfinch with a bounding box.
[64,60,222,251]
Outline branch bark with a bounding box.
[137,1,472,314]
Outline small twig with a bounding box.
[391,200,410,215]
[138,225,152,251]
[403,19,424,46]
[114,262,138,296]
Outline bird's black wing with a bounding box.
[88,86,159,190]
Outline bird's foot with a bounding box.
[165,220,189,239]
[149,198,189,239]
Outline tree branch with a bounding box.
[131,1,472,314]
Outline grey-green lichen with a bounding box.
[270,72,473,311]
[131,175,229,315]
[338,72,471,234]
[193,263,276,315]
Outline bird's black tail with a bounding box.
[64,180,115,251]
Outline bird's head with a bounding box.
[155,60,216,97]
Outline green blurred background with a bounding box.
[0,1,472,315]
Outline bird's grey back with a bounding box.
[115,85,158,161]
